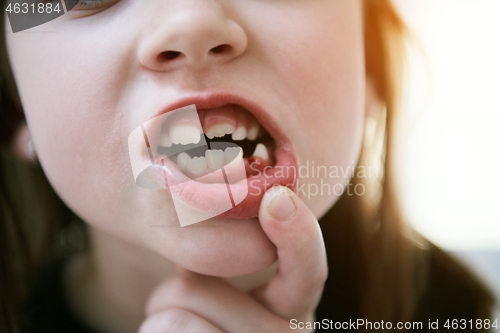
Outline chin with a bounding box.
[169,217,278,278]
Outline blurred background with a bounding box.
[393,0,500,326]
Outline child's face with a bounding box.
[6,0,365,276]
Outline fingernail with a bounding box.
[267,187,296,221]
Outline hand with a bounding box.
[139,186,328,333]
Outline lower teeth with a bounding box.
[176,147,242,176]
[175,143,271,177]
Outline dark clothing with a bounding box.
[24,245,493,333]
[22,262,99,333]
[315,245,494,332]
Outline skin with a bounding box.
[6,0,370,331]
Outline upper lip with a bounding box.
[155,91,288,145]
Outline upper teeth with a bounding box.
[247,124,259,141]
[169,125,202,145]
[203,121,262,141]
[159,121,262,147]
[159,130,173,147]
[205,123,236,139]
[231,126,247,141]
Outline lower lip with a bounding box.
[161,145,297,220]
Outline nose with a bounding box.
[138,3,248,72]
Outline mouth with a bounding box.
[160,104,275,180]
[130,93,297,222]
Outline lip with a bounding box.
[139,91,298,221]
[155,91,291,147]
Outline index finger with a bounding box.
[251,186,328,320]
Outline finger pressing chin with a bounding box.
[252,186,328,319]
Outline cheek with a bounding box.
[6,30,146,232]
[258,4,365,217]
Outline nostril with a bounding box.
[159,51,182,61]
[210,44,231,54]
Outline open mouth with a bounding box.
[129,97,297,223]
[158,105,274,180]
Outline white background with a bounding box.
[393,0,500,325]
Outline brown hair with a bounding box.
[0,1,494,332]
[316,0,494,326]
[314,0,426,322]
[0,12,79,333]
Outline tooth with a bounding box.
[169,125,201,145]
[205,149,225,170]
[247,125,259,141]
[224,147,241,164]
[205,123,236,139]
[186,156,208,176]
[252,143,269,161]
[159,131,173,147]
[176,152,191,171]
[231,126,247,141]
